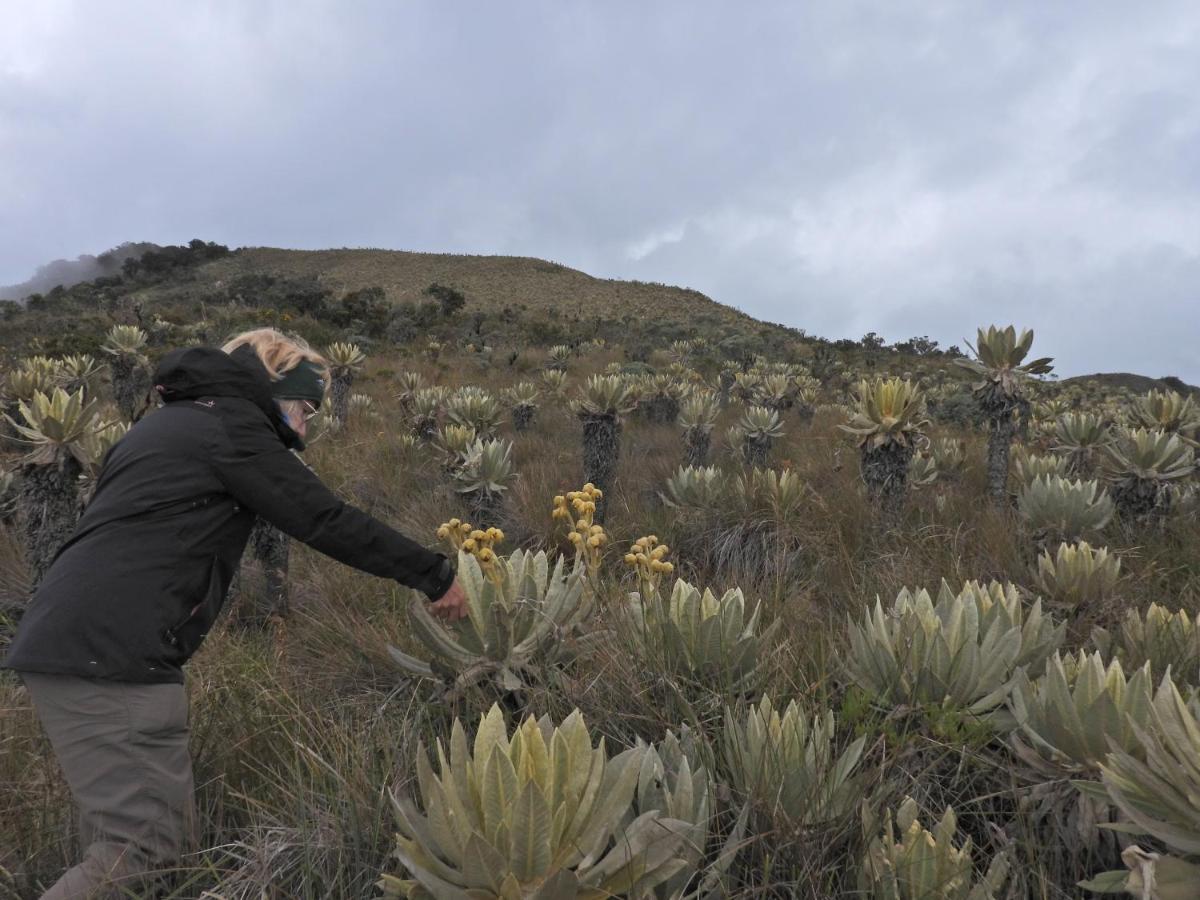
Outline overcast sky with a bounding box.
[2,2,1197,380]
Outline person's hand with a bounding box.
[429,577,469,621]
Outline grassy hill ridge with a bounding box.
[2,242,1195,394]
[195,246,762,330]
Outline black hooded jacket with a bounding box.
[3,344,454,683]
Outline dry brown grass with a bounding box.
[2,345,1198,898]
[198,247,758,333]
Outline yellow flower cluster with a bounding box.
[436,518,505,579]
[623,535,673,595]
[552,484,606,574]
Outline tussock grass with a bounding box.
[1,345,1198,898]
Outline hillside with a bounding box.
[198,247,760,332]
[1061,371,1198,396]
[2,242,1194,397]
[0,242,158,300]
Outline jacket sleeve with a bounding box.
[208,406,455,601]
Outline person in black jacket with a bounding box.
[3,328,467,899]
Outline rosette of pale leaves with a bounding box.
[380,705,694,899]
[858,797,1010,900]
[1053,411,1112,471]
[540,369,568,398]
[1133,389,1200,436]
[737,406,784,441]
[845,580,1064,715]
[348,392,377,419]
[454,439,516,496]
[840,378,929,450]
[1011,449,1070,486]
[723,696,865,831]
[504,382,540,410]
[325,340,366,371]
[571,374,637,418]
[1093,603,1200,684]
[1017,475,1114,543]
[388,549,594,693]
[546,344,572,369]
[624,580,778,693]
[908,452,938,487]
[4,357,60,402]
[677,393,720,431]
[1078,678,1200,897]
[1034,397,1073,421]
[56,354,106,396]
[395,371,426,404]
[447,388,505,438]
[729,467,806,522]
[77,420,130,472]
[1033,540,1122,609]
[754,373,796,411]
[931,437,967,475]
[410,387,446,435]
[1104,428,1196,486]
[663,465,729,511]
[101,324,148,358]
[434,424,478,469]
[628,730,747,900]
[1009,651,1154,773]
[954,325,1053,411]
[8,388,102,466]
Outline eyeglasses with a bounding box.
[301,400,320,422]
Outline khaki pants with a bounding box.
[22,673,194,900]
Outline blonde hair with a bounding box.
[221,328,331,393]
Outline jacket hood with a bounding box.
[154,345,304,450]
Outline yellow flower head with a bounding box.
[587,535,602,548]
[448,518,461,528]
[436,525,450,540]
[462,538,477,552]
[623,553,637,565]
[470,530,487,542]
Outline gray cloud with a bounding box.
[2,1,1197,379]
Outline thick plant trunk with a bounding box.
[415,417,438,442]
[1112,478,1164,524]
[18,457,83,589]
[248,518,290,622]
[684,429,710,468]
[742,435,772,467]
[645,397,680,425]
[331,373,354,427]
[986,415,1017,501]
[580,414,620,522]
[111,356,150,423]
[466,489,505,528]
[861,442,913,519]
[512,405,536,432]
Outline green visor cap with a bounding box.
[271,359,327,407]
